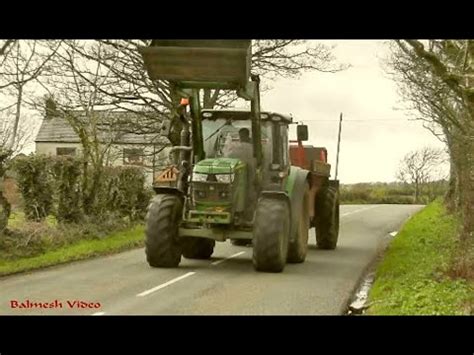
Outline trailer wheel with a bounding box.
[145,194,182,267]
[287,182,310,263]
[181,237,215,259]
[315,183,340,249]
[252,197,290,272]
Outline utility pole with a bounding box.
[335,113,343,180]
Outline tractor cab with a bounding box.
[189,109,293,226]
[201,109,292,171]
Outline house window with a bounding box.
[123,148,144,166]
[56,147,76,156]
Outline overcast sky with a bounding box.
[260,40,447,184]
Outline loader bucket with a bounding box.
[139,40,251,89]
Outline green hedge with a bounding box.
[13,155,54,221]
[51,157,83,223]
[13,155,151,223]
[340,181,447,205]
[98,166,151,221]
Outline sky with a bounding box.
[260,40,447,184]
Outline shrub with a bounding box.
[13,155,54,221]
[98,166,149,220]
[51,156,83,223]
[14,155,151,223]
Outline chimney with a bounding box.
[45,96,58,120]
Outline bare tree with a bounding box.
[0,112,32,232]
[60,40,348,144]
[386,42,460,206]
[387,40,473,241]
[0,109,33,232]
[397,147,445,203]
[0,40,59,152]
[0,40,59,232]
[0,40,16,61]
[0,108,32,156]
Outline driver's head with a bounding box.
[238,128,250,143]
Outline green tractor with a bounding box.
[139,40,339,272]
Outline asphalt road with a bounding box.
[0,204,423,315]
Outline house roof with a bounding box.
[35,111,167,145]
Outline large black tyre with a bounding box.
[252,198,290,272]
[145,194,182,267]
[181,237,215,259]
[314,182,340,249]
[287,182,310,263]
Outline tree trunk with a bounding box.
[445,134,459,212]
[0,179,11,233]
[87,167,103,214]
[450,133,465,211]
[81,154,90,210]
[414,178,419,204]
[457,133,474,243]
[82,165,102,214]
[0,156,11,234]
[8,85,23,151]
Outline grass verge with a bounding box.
[367,200,474,315]
[0,224,144,277]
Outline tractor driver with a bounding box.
[226,128,253,165]
[226,128,256,220]
[238,127,251,144]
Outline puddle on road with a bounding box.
[347,272,375,315]
[346,230,399,315]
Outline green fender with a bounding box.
[285,166,310,243]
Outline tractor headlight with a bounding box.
[192,172,208,182]
[215,174,234,183]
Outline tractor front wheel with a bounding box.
[145,194,182,267]
[252,197,290,272]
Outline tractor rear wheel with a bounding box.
[181,237,215,259]
[315,182,340,249]
[287,182,310,263]
[252,197,290,272]
[145,194,182,267]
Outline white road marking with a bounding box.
[341,205,378,217]
[211,251,246,266]
[389,231,398,237]
[137,272,196,297]
[92,312,105,316]
[133,207,374,300]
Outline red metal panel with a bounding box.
[289,145,328,168]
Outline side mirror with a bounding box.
[297,124,308,142]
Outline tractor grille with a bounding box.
[193,182,231,202]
